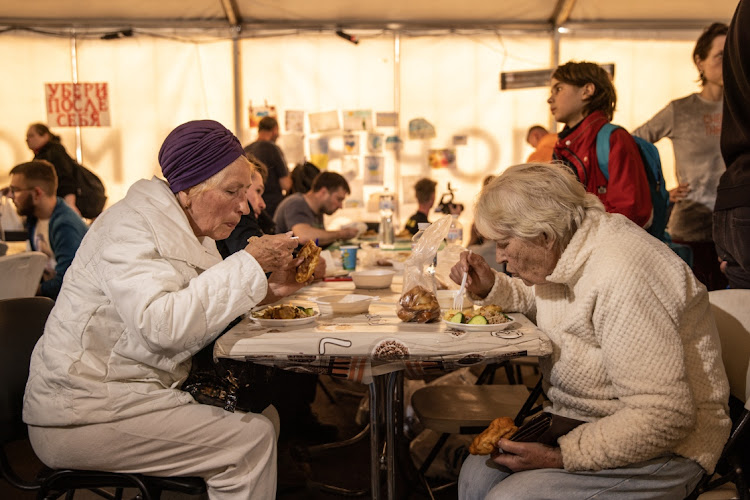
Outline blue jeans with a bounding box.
[458,453,704,500]
[714,207,750,289]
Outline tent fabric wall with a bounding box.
[0,27,719,233]
[0,33,233,203]
[395,34,553,232]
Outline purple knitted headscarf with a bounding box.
[159,120,245,193]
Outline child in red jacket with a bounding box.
[550,61,653,228]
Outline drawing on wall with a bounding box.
[343,133,359,155]
[385,135,403,151]
[310,137,330,170]
[408,118,436,139]
[376,112,399,127]
[278,133,305,166]
[342,156,360,181]
[367,133,383,153]
[285,110,305,133]
[344,181,364,208]
[364,155,384,185]
[428,148,456,169]
[343,110,373,131]
[309,111,340,133]
[248,102,277,128]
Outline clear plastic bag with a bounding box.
[397,215,452,322]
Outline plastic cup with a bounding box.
[340,245,359,271]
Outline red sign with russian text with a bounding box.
[45,82,111,127]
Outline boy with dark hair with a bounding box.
[403,178,437,235]
[8,160,88,299]
[550,61,653,228]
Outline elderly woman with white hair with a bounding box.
[451,162,731,499]
[23,120,302,499]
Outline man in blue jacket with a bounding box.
[8,160,88,299]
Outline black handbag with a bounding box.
[511,411,586,446]
[182,316,276,413]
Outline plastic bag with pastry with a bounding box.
[397,215,452,322]
[397,285,441,322]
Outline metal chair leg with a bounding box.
[418,433,451,476]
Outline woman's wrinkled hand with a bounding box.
[491,439,563,472]
[449,250,495,299]
[262,256,308,303]
[244,232,298,273]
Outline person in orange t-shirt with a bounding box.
[525,125,557,162]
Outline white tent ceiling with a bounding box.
[0,0,739,31]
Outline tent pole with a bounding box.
[549,29,560,133]
[393,31,402,225]
[231,27,242,138]
[70,31,83,164]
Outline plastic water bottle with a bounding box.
[378,189,395,249]
[446,214,463,247]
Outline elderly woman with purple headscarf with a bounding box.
[23,120,299,499]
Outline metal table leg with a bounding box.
[369,377,381,500]
[371,370,411,500]
[385,371,403,500]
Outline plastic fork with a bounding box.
[452,250,472,311]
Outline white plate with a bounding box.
[442,314,519,333]
[252,312,320,328]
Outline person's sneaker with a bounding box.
[281,412,339,444]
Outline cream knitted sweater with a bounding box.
[475,210,730,473]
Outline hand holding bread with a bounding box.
[469,416,518,455]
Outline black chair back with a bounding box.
[0,297,206,499]
[0,297,54,445]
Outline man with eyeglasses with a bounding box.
[8,160,87,299]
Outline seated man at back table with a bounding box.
[8,159,88,299]
[274,171,359,246]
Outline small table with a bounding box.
[214,277,552,499]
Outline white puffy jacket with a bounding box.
[23,177,268,426]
